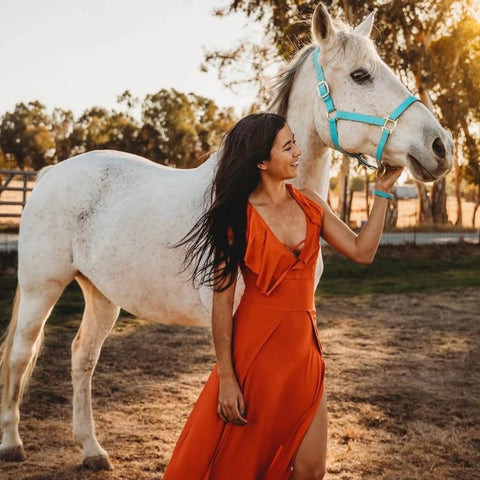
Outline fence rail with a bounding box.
[0,169,37,220]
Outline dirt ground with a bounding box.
[1,287,479,480]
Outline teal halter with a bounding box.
[313,47,419,169]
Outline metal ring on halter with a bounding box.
[381,117,397,133]
[326,110,337,121]
[376,164,387,177]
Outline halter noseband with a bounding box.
[313,47,418,170]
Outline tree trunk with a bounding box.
[473,185,480,228]
[453,141,462,226]
[385,197,398,228]
[337,154,351,223]
[431,178,449,224]
[416,182,434,224]
[365,169,370,217]
[348,188,354,225]
[415,84,448,224]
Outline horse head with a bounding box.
[286,3,453,185]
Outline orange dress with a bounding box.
[163,184,325,480]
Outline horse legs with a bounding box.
[0,281,68,462]
[72,275,120,471]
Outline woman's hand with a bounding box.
[375,166,404,194]
[217,375,248,425]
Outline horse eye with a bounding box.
[350,69,371,83]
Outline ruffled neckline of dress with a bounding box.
[244,183,323,295]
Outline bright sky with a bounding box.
[0,0,260,118]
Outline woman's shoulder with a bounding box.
[298,187,326,206]
[287,184,326,226]
[288,184,327,209]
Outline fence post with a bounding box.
[23,173,28,207]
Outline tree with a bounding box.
[205,0,480,225]
[74,107,140,154]
[51,108,77,162]
[0,101,53,169]
[433,11,480,225]
[139,89,236,168]
[462,125,480,226]
[23,125,56,170]
[0,88,237,171]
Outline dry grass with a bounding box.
[332,192,480,229]
[318,291,480,480]
[0,288,478,479]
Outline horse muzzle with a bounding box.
[407,134,453,182]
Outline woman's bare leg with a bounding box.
[290,393,327,480]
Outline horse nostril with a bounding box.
[432,137,446,159]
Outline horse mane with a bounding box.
[268,21,375,117]
[268,45,316,117]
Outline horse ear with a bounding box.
[354,11,375,38]
[311,3,335,44]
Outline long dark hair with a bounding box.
[176,112,287,291]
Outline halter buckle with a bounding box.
[316,80,330,99]
[382,117,397,133]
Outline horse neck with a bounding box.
[286,56,331,199]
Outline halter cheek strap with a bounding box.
[313,47,419,170]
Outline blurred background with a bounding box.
[0,0,479,236]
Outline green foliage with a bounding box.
[0,89,237,170]
[206,0,480,194]
[350,176,364,192]
[329,175,338,191]
[139,89,236,168]
[0,101,55,170]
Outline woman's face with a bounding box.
[258,124,302,180]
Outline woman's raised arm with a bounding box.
[302,167,403,264]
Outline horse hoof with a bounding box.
[0,445,27,462]
[82,454,113,471]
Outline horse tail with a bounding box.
[0,286,19,405]
[0,286,44,406]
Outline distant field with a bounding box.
[331,191,479,229]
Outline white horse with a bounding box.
[0,3,452,471]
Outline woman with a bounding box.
[164,113,402,480]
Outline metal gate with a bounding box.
[0,169,37,222]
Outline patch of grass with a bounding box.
[318,247,480,297]
[0,252,85,332]
[0,275,85,333]
[2,245,479,332]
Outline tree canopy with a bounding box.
[0,90,236,171]
[205,0,480,224]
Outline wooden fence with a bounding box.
[0,169,37,222]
